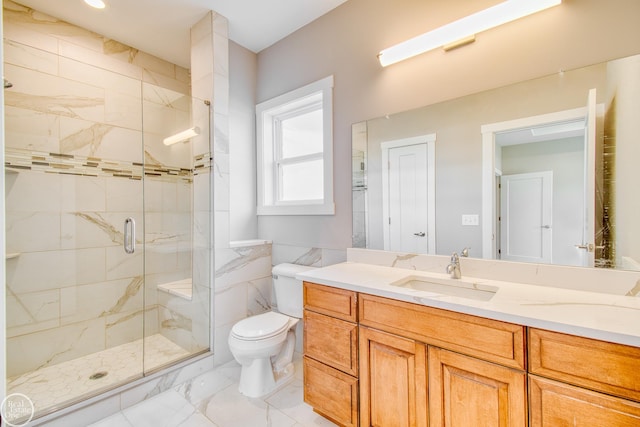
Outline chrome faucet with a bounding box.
[446,252,461,279]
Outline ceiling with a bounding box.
[14,0,349,68]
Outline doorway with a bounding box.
[482,89,601,266]
[500,171,553,263]
[381,135,436,254]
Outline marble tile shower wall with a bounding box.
[189,12,231,366]
[3,1,204,377]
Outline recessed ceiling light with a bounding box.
[84,0,106,9]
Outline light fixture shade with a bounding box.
[163,127,200,146]
[378,0,561,67]
[84,0,106,9]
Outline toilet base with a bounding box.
[237,330,297,398]
[238,359,295,398]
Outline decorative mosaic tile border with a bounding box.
[4,148,211,182]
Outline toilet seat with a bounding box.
[231,312,291,341]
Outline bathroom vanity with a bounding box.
[299,260,640,427]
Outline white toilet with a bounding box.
[228,263,316,397]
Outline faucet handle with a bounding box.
[461,247,470,257]
[451,252,459,262]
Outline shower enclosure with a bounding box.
[3,1,212,420]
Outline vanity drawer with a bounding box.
[359,293,526,369]
[304,309,358,376]
[303,282,357,322]
[529,375,640,426]
[529,328,640,402]
[304,356,358,427]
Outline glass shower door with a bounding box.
[141,83,211,374]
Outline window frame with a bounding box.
[256,76,334,215]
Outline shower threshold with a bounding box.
[7,334,190,419]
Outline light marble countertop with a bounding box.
[297,262,640,348]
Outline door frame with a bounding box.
[381,134,436,254]
[480,105,602,259]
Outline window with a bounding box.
[256,76,334,215]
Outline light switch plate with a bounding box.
[462,214,479,226]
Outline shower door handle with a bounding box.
[124,217,136,254]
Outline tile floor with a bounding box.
[88,355,338,427]
[8,334,191,415]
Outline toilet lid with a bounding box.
[231,312,291,340]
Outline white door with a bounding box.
[500,171,553,263]
[577,88,597,266]
[388,144,429,253]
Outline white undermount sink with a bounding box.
[390,275,499,301]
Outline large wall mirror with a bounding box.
[352,53,640,271]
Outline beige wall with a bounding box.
[255,0,640,251]
[229,41,258,241]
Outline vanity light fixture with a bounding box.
[377,0,561,67]
[163,127,200,146]
[84,0,106,9]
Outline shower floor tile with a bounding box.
[7,334,190,416]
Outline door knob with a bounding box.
[413,232,426,237]
[575,243,605,252]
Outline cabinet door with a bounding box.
[530,375,640,426]
[429,347,526,427]
[359,326,427,427]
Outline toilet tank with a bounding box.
[272,263,317,318]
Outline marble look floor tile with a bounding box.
[202,383,297,427]
[215,359,242,383]
[174,367,234,408]
[76,353,337,427]
[121,389,209,427]
[265,379,337,427]
[177,412,220,427]
[88,412,134,427]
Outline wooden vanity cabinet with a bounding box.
[303,282,359,427]
[303,282,640,427]
[358,293,527,427]
[528,328,640,425]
